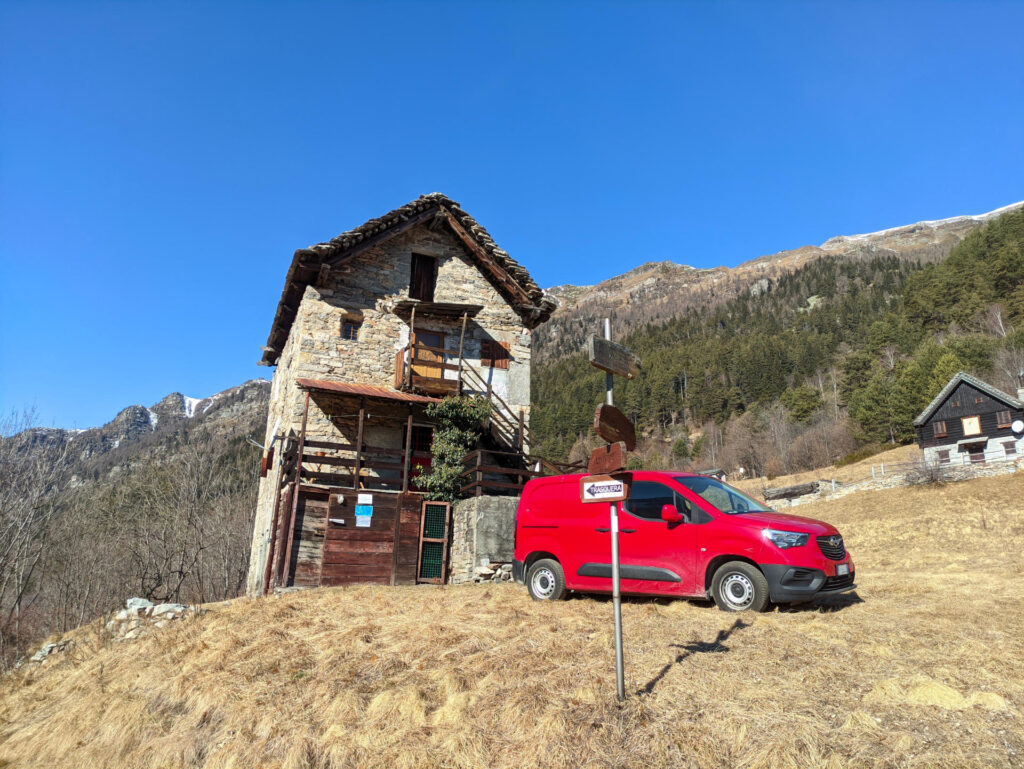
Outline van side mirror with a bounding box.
[661,504,684,523]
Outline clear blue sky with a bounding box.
[1,1,1022,429]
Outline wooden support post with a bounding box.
[402,408,414,494]
[281,391,310,588]
[475,449,483,497]
[353,398,366,488]
[406,305,416,390]
[517,408,525,453]
[456,312,468,395]
[261,446,286,595]
[389,493,401,589]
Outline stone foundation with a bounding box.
[449,495,519,584]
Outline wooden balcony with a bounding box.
[394,342,461,397]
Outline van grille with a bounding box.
[823,573,854,591]
[816,535,846,560]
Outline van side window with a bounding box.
[622,482,691,522]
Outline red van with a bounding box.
[512,471,855,611]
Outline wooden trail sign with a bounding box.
[594,404,636,451]
[588,441,627,475]
[587,336,641,379]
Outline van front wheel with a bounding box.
[711,561,770,612]
[527,559,566,601]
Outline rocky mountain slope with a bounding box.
[15,380,270,485]
[535,201,1024,362]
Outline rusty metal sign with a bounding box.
[588,336,640,379]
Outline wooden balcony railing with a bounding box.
[298,437,431,493]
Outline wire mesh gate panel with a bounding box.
[417,500,451,583]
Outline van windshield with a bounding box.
[673,476,773,515]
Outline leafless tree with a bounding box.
[0,410,71,661]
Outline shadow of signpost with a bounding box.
[638,618,749,696]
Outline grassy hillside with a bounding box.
[2,474,1022,768]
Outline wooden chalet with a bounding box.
[246,194,578,596]
[914,372,1024,466]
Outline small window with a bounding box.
[622,482,691,522]
[962,416,981,437]
[341,320,361,341]
[932,420,948,439]
[996,410,1012,428]
[937,449,950,465]
[951,400,961,408]
[1005,441,1017,457]
[480,340,510,370]
[410,254,437,301]
[975,396,984,404]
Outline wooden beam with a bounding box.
[440,209,531,306]
[281,391,310,588]
[402,408,414,494]
[456,312,468,394]
[261,445,286,595]
[353,399,366,488]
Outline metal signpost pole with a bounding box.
[605,318,626,702]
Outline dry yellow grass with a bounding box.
[732,444,925,498]
[2,472,1023,769]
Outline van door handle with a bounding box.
[620,528,636,534]
[595,527,610,533]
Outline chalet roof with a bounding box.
[913,371,1023,426]
[261,193,556,366]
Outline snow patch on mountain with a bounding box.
[822,201,1024,248]
[147,409,158,428]
[182,396,201,418]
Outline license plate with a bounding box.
[836,564,849,576]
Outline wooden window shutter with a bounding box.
[932,420,947,438]
[996,410,1011,428]
[481,340,510,370]
[410,254,437,302]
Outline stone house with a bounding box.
[245,194,559,596]
[914,372,1024,466]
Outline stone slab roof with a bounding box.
[261,193,556,366]
[913,371,1023,426]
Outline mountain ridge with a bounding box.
[536,200,1024,362]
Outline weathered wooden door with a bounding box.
[319,490,423,586]
[412,331,444,380]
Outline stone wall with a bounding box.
[449,495,520,584]
[247,223,534,596]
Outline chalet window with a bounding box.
[961,416,981,437]
[1004,441,1017,457]
[996,410,1012,428]
[480,340,510,370]
[937,449,950,465]
[932,421,948,439]
[951,400,961,408]
[410,254,437,302]
[975,396,984,404]
[341,320,361,341]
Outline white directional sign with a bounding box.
[580,474,631,504]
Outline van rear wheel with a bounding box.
[527,559,566,601]
[711,561,770,612]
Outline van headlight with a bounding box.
[763,529,809,549]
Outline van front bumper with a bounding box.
[761,564,856,603]
[512,559,525,585]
